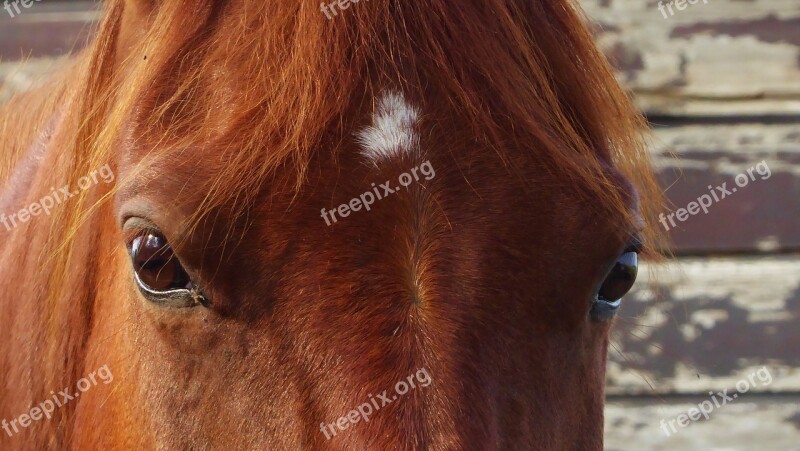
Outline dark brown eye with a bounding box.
[591,250,638,321]
[128,230,192,292]
[598,251,638,302]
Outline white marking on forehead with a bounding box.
[356,91,420,163]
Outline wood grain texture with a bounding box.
[0,2,98,60]
[605,396,800,450]
[581,0,800,116]
[607,256,800,395]
[651,122,800,253]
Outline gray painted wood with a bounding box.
[607,256,800,395]
[581,0,800,117]
[605,395,800,450]
[0,3,98,60]
[651,123,800,253]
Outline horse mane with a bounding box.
[0,0,665,443]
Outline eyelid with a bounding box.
[133,271,201,307]
[625,235,644,254]
[123,217,162,241]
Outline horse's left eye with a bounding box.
[590,250,638,321]
[127,229,206,307]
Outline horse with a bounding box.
[0,0,665,448]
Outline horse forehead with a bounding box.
[116,88,634,226]
[114,91,427,229]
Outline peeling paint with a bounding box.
[608,257,800,394]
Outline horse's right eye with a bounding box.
[597,251,638,303]
[129,231,191,291]
[126,229,208,307]
[590,240,640,322]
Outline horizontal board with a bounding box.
[0,2,97,60]
[605,395,800,450]
[580,0,800,116]
[607,256,800,395]
[651,122,800,254]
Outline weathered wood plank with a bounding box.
[0,2,98,60]
[580,0,800,116]
[651,123,800,253]
[607,256,800,395]
[605,395,800,450]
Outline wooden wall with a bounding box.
[0,1,97,102]
[580,0,800,447]
[2,1,798,448]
